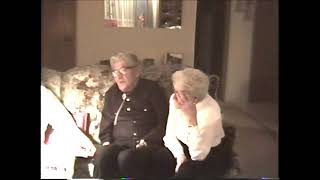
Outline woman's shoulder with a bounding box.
[207,95,221,110]
[198,95,221,115]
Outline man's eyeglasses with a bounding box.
[112,66,137,77]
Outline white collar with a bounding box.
[195,94,212,109]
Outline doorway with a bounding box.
[41,0,76,71]
[194,0,228,99]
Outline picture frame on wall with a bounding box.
[143,58,155,67]
[164,53,183,65]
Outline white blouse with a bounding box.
[163,94,225,161]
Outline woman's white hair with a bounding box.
[172,68,209,101]
[110,52,141,68]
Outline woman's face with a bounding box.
[173,84,196,109]
[111,61,140,93]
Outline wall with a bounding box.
[75,0,197,67]
[222,0,278,106]
[249,0,278,103]
[222,1,256,106]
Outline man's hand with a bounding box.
[136,139,147,148]
[102,142,110,146]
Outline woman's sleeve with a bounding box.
[187,106,224,161]
[163,94,185,158]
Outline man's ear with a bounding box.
[135,65,143,77]
[192,97,198,104]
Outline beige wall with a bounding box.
[75,0,197,67]
[223,1,256,106]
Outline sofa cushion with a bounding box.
[41,68,62,99]
[141,64,190,100]
[141,64,172,100]
[60,65,114,143]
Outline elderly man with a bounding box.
[93,52,175,179]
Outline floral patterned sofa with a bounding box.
[41,62,240,178]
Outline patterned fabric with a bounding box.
[61,65,114,143]
[41,64,183,144]
[41,68,62,99]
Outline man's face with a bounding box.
[111,61,140,93]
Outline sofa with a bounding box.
[41,62,240,178]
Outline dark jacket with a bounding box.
[99,78,169,148]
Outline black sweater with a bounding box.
[99,78,169,147]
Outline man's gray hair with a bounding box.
[110,52,141,68]
[172,68,209,101]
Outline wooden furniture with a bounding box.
[208,74,220,100]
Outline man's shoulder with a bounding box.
[140,78,157,84]
[140,78,161,89]
[105,83,118,95]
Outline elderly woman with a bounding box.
[94,52,175,179]
[163,68,231,178]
